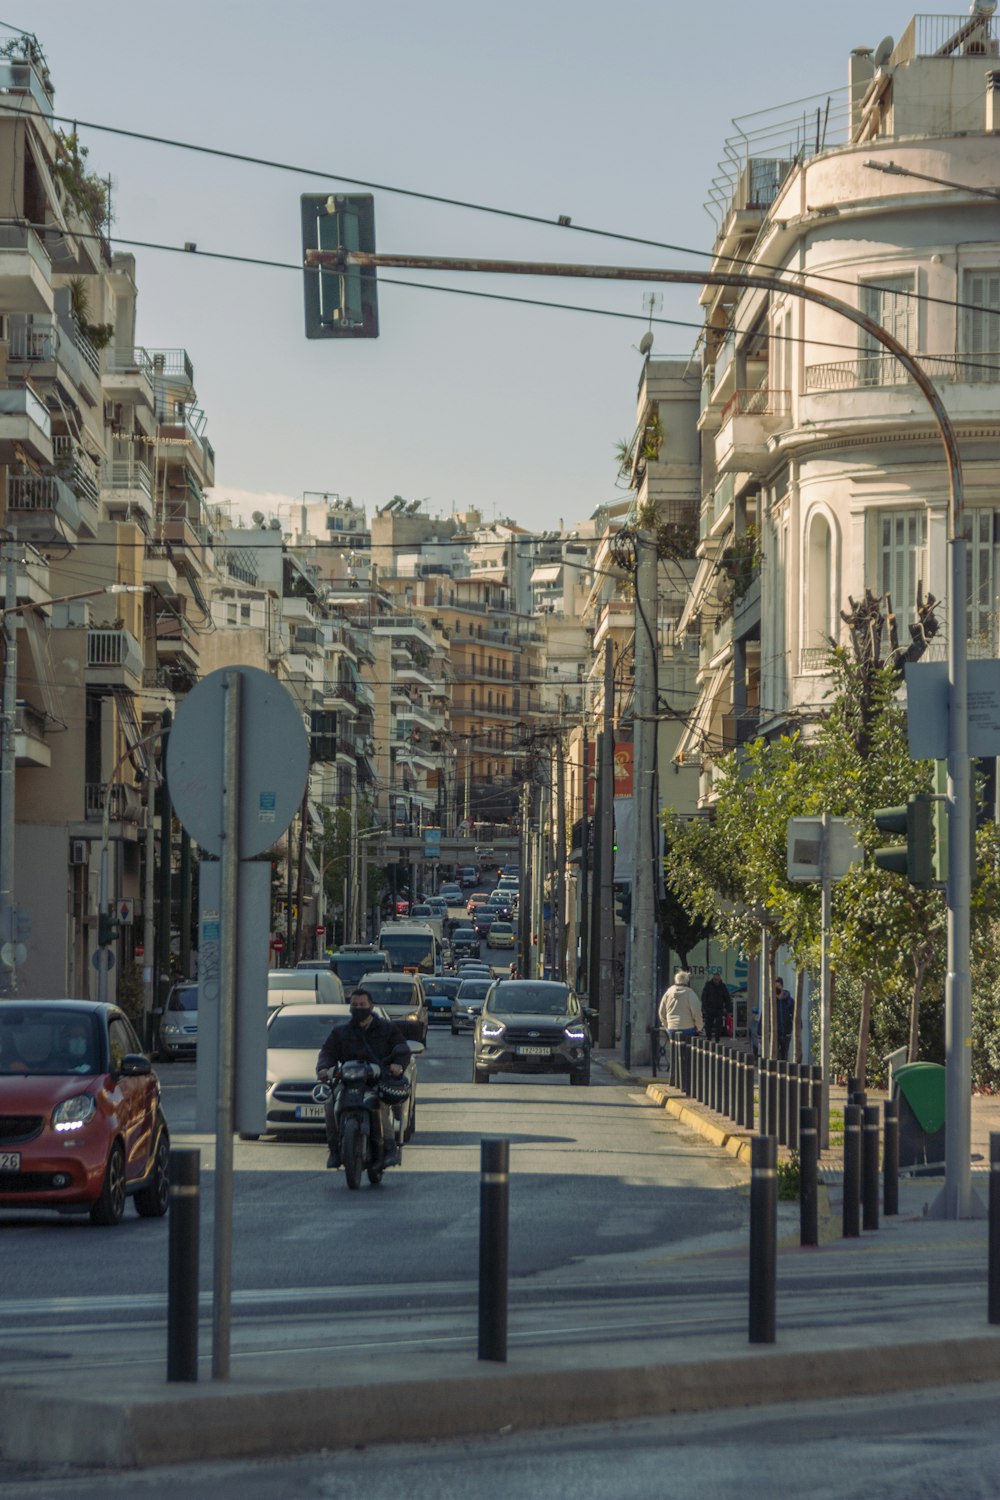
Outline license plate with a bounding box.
[516,1045,550,1056]
[0,1151,21,1170]
[294,1105,325,1120]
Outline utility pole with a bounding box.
[627,531,658,1068]
[155,708,173,1023]
[518,779,531,974]
[349,778,359,942]
[578,726,589,995]
[0,543,17,997]
[589,641,615,1048]
[555,730,566,981]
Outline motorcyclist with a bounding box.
[316,987,411,1170]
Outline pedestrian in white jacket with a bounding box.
[658,970,703,1037]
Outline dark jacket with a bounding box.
[700,978,731,1015]
[776,987,795,1040]
[316,1014,411,1077]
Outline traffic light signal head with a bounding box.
[614,882,632,924]
[301,193,378,338]
[98,908,119,947]
[873,794,933,888]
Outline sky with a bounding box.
[28,0,914,533]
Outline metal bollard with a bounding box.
[681,1037,692,1096]
[167,1147,200,1383]
[791,1063,801,1142]
[694,1038,703,1101]
[766,1059,778,1142]
[758,1058,768,1136]
[863,1105,880,1232]
[478,1138,509,1362]
[883,1096,899,1217]
[990,1134,1000,1326]
[843,1104,861,1238]
[712,1043,721,1113]
[777,1061,788,1146]
[800,1105,818,1247]
[749,1134,777,1344]
[723,1048,732,1120]
[745,1054,755,1131]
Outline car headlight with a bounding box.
[564,1026,587,1041]
[481,1020,505,1039]
[265,1076,276,1093]
[161,1022,181,1036]
[52,1094,97,1132]
[407,1012,419,1021]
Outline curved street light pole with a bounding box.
[313,248,971,1218]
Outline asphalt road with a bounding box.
[0,1016,748,1377]
[3,1383,1000,1497]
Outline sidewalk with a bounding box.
[1,1053,998,1471]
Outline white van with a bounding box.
[267,969,344,1010]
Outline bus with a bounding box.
[378,921,439,976]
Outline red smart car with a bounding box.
[0,1000,170,1226]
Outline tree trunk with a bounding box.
[765,943,777,1058]
[908,953,926,1063]
[793,969,805,1063]
[855,976,873,1085]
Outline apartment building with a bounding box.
[682,11,1000,796]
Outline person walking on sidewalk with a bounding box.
[700,973,731,1043]
[658,970,703,1039]
[775,976,794,1060]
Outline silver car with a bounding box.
[451,977,493,1034]
[244,1003,419,1142]
[158,982,198,1060]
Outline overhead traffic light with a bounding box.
[873,795,933,887]
[301,193,379,338]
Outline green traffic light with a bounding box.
[873,795,933,888]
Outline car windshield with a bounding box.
[454,928,477,939]
[167,985,198,1012]
[491,923,513,934]
[487,984,575,1017]
[331,956,387,987]
[457,981,492,998]
[268,1011,349,1049]
[361,980,419,1005]
[0,1009,101,1076]
[424,979,460,997]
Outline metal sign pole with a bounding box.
[212,669,241,1380]
[820,812,832,1151]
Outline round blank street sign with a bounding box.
[166,666,309,859]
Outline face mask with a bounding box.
[68,1038,87,1058]
[350,1007,372,1025]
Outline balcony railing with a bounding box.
[720,708,761,751]
[52,435,100,507]
[148,348,195,386]
[0,57,54,116]
[805,354,1000,390]
[893,12,999,61]
[84,782,139,824]
[0,382,51,436]
[0,221,51,277]
[105,346,154,378]
[719,388,790,424]
[6,472,81,530]
[87,628,143,679]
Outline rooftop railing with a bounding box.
[806,353,1000,389]
[894,12,1000,61]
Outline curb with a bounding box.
[4,1333,1000,1468]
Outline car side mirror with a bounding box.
[583,1007,597,1021]
[120,1053,152,1077]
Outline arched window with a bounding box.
[806,513,833,654]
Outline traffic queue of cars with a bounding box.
[0,864,588,1223]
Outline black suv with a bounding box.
[473,981,592,1086]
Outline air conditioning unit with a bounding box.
[70,840,88,866]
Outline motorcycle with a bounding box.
[312,1060,411,1189]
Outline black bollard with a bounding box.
[800,1105,818,1247]
[723,1048,733,1121]
[843,1105,861,1238]
[766,1059,778,1142]
[883,1097,899,1217]
[862,1105,880,1232]
[712,1043,721,1114]
[990,1134,1000,1326]
[745,1055,755,1132]
[777,1061,788,1147]
[681,1037,692,1096]
[478,1138,509,1362]
[787,1066,800,1152]
[167,1147,200,1383]
[749,1134,777,1344]
[810,1065,823,1117]
[694,1037,703,1101]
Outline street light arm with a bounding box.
[0,583,148,621]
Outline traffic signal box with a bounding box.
[873,795,934,887]
[97,908,119,947]
[301,193,379,338]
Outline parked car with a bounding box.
[486,920,515,951]
[473,981,592,1086]
[352,973,428,1044]
[452,926,480,959]
[267,970,345,1010]
[459,867,479,889]
[452,977,494,1034]
[250,1003,419,1142]
[158,982,198,1060]
[439,883,463,905]
[423,976,461,1025]
[0,1000,170,1225]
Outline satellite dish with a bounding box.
[638,332,654,356]
[251,510,265,528]
[268,518,282,531]
[873,35,894,67]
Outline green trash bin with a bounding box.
[893,1061,945,1174]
